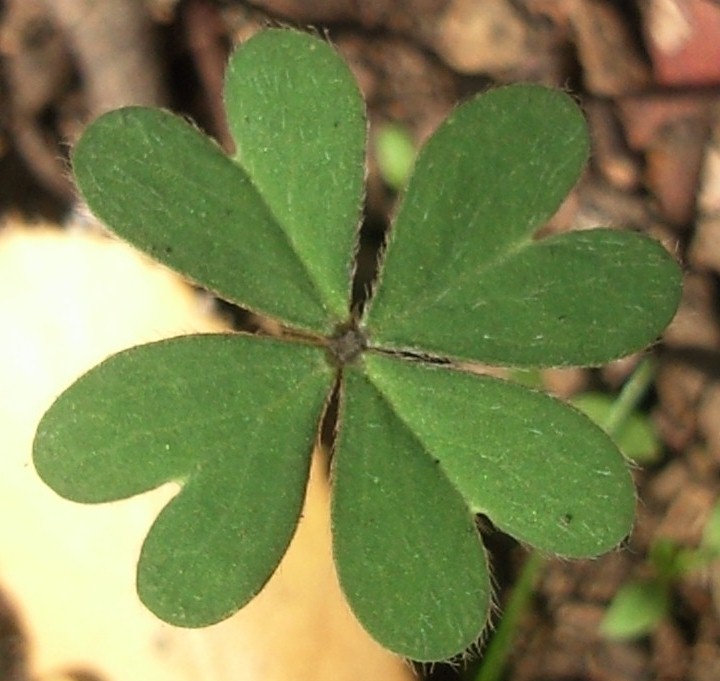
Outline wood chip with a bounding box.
[642,0,720,87]
[566,0,651,96]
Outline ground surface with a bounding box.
[1,1,719,680]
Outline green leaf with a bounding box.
[360,353,635,557]
[224,30,366,323]
[73,109,325,331]
[333,363,490,661]
[600,579,669,640]
[702,501,720,557]
[375,122,416,190]
[572,392,660,463]
[44,30,685,662]
[366,86,682,366]
[33,334,334,626]
[72,30,367,334]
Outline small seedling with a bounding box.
[32,29,682,661]
[573,358,662,464]
[375,122,417,191]
[573,392,660,463]
[601,501,720,640]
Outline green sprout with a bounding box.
[375,122,417,191]
[601,502,720,640]
[573,357,662,464]
[32,29,682,661]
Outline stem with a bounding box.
[469,356,657,681]
[602,357,655,439]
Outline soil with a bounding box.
[1,1,719,680]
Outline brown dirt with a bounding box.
[1,1,719,680]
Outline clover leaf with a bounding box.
[32,29,682,661]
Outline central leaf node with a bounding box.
[327,323,367,366]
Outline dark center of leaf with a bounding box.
[327,322,367,366]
